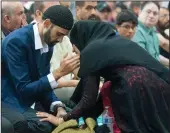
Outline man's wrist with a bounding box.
[54,104,66,114]
[57,107,65,112]
[53,68,64,81]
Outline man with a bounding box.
[157,7,169,37]
[59,1,71,8]
[1,1,27,39]
[133,2,169,67]
[1,2,29,133]
[96,1,112,22]
[32,1,60,23]
[75,1,100,21]
[130,1,141,17]
[32,1,79,103]
[116,10,138,40]
[2,5,79,133]
[156,7,169,58]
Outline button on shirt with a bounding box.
[132,21,160,60]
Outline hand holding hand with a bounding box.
[53,53,80,80]
[36,112,64,126]
[56,107,67,118]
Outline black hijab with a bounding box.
[70,21,169,83]
[70,20,116,51]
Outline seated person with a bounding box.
[2,5,79,133]
[133,2,169,67]
[115,10,138,40]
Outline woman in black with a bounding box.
[37,21,170,133]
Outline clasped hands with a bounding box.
[36,107,66,126]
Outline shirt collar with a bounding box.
[33,23,48,50]
[1,26,11,36]
[138,20,156,34]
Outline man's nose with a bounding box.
[91,8,96,15]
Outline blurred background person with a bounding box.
[2,2,30,133]
[121,1,131,9]
[156,6,169,59]
[59,1,71,8]
[114,2,128,18]
[96,1,112,22]
[129,1,141,17]
[23,1,35,24]
[116,10,138,40]
[75,1,100,21]
[1,1,27,39]
[107,1,117,23]
[156,6,169,38]
[133,1,169,67]
[32,1,60,23]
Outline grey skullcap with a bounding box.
[42,5,73,30]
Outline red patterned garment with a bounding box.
[100,81,121,133]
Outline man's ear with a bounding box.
[43,19,52,28]
[4,15,11,23]
[35,10,42,17]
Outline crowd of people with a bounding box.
[1,1,169,133]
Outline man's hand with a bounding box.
[36,112,64,126]
[53,53,80,80]
[56,107,67,118]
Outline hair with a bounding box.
[141,1,160,10]
[75,1,85,7]
[130,1,141,9]
[116,9,138,26]
[34,1,45,15]
[2,2,21,20]
[116,2,128,10]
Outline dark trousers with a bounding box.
[2,102,55,133]
[2,102,29,133]
[2,116,14,133]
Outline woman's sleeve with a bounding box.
[63,73,100,121]
[82,94,104,120]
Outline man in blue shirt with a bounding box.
[2,5,79,133]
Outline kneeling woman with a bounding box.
[37,21,170,133]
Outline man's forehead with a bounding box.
[160,8,169,13]
[142,3,159,11]
[84,2,97,7]
[53,25,69,35]
[14,4,24,13]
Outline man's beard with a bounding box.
[88,14,101,21]
[158,21,170,30]
[44,27,59,47]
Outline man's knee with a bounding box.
[28,121,53,133]
[14,120,30,133]
[2,117,14,133]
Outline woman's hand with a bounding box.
[36,112,64,126]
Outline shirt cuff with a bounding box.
[50,101,63,112]
[47,73,58,89]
